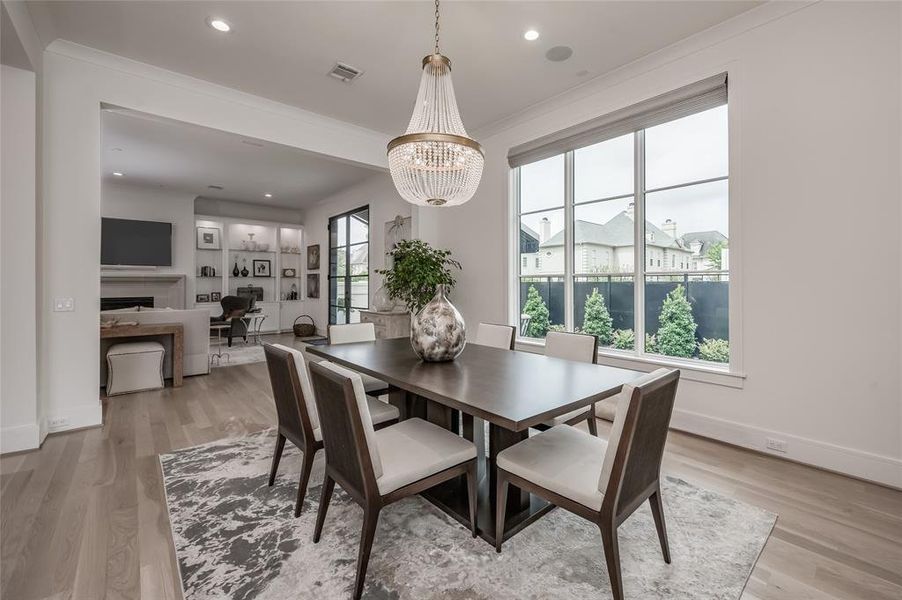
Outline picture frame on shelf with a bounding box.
[252,259,272,277]
[307,244,320,270]
[211,292,221,302]
[307,274,320,298]
[196,293,210,303]
[282,268,296,278]
[196,226,222,250]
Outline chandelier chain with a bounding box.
[434,0,440,54]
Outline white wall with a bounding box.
[101,181,197,301]
[40,41,389,437]
[301,174,412,334]
[1,64,39,452]
[420,2,902,486]
[194,197,302,225]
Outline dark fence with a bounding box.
[520,273,728,342]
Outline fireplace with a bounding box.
[101,296,154,311]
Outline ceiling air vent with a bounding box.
[328,62,364,83]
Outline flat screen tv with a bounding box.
[101,217,172,266]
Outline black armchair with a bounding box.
[210,295,251,347]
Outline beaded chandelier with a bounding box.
[387,0,484,207]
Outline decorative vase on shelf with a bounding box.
[232,261,240,277]
[410,285,466,362]
[373,284,395,312]
[241,259,249,277]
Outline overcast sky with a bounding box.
[520,105,728,241]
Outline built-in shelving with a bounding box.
[194,216,307,333]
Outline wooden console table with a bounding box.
[100,322,184,387]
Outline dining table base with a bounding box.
[397,393,556,546]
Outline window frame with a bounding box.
[510,101,742,381]
[328,205,370,325]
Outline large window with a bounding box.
[329,206,369,324]
[515,103,730,366]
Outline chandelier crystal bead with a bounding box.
[387,1,483,207]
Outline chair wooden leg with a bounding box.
[465,462,478,537]
[586,406,598,437]
[353,507,380,600]
[268,433,286,486]
[649,488,671,563]
[294,450,315,518]
[312,474,335,543]
[600,523,624,600]
[495,475,509,553]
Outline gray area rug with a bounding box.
[160,430,776,600]
[210,342,265,368]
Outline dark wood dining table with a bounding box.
[307,337,644,545]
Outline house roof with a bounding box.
[680,231,727,255]
[539,211,684,250]
[521,223,539,242]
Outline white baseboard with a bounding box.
[671,409,902,489]
[0,423,41,453]
[45,402,103,435]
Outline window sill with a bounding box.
[514,338,745,389]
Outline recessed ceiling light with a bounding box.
[264,193,273,198]
[206,17,231,33]
[113,172,124,177]
[524,29,539,41]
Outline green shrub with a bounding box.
[547,324,567,333]
[581,288,613,345]
[698,338,729,363]
[645,333,658,354]
[612,329,635,350]
[522,285,550,338]
[656,285,697,358]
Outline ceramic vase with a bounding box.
[373,284,395,312]
[410,285,466,362]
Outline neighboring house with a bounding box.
[521,209,720,276]
[680,230,729,271]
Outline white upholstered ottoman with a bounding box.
[106,341,165,396]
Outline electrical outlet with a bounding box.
[54,297,75,312]
[765,438,787,453]
[48,416,69,429]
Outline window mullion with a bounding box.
[634,130,646,355]
[563,151,574,332]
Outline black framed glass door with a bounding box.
[328,206,369,324]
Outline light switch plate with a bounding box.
[54,297,75,312]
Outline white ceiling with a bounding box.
[101,108,379,208]
[30,1,760,134]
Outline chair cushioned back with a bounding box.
[271,344,318,430]
[329,322,376,345]
[545,331,596,363]
[317,361,383,478]
[474,323,515,349]
[597,368,674,493]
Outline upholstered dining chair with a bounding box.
[473,322,516,350]
[308,360,478,600]
[263,344,399,517]
[327,322,389,395]
[595,368,671,423]
[495,368,680,600]
[535,331,600,436]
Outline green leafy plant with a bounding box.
[547,324,568,333]
[582,288,613,345]
[376,239,461,313]
[698,338,729,363]
[706,242,726,270]
[612,328,635,350]
[522,285,551,338]
[656,285,698,358]
[645,333,658,353]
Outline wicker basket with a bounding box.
[293,315,316,337]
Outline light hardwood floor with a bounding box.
[1,335,900,599]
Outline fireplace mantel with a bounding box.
[101,273,187,309]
